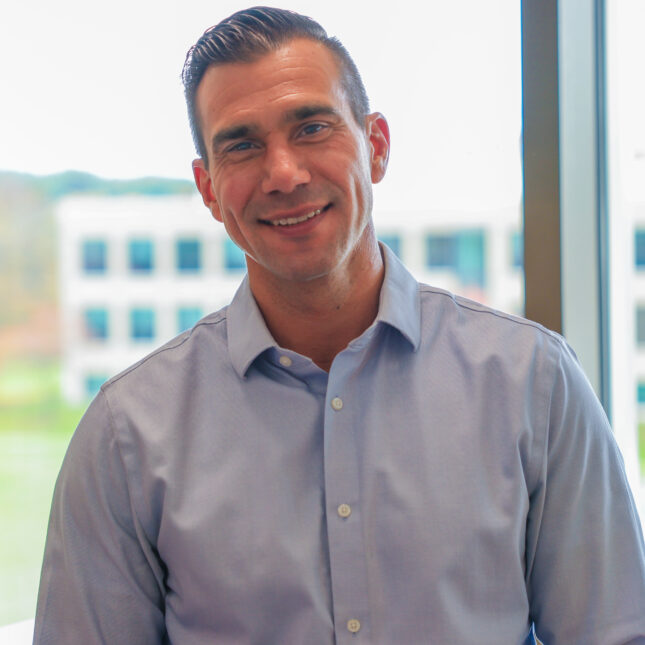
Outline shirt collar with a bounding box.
[227,276,277,378]
[227,242,421,378]
[376,242,421,351]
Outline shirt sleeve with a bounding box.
[525,339,645,644]
[33,390,168,644]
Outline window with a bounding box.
[426,234,456,269]
[129,239,154,273]
[635,231,645,268]
[425,230,486,288]
[637,383,645,405]
[605,0,645,495]
[510,231,523,269]
[177,238,201,272]
[378,234,401,258]
[84,308,108,340]
[1,2,527,630]
[636,307,645,346]
[223,238,246,272]
[82,239,107,273]
[85,374,108,398]
[178,307,203,333]
[130,308,155,341]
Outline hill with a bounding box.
[0,170,193,353]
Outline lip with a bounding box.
[260,203,331,235]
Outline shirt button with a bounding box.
[278,355,292,367]
[337,503,352,518]
[347,619,361,633]
[331,397,343,411]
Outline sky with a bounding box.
[0,0,523,212]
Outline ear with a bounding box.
[365,112,390,184]
[192,158,223,222]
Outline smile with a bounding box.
[269,208,322,227]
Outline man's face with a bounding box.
[192,38,389,286]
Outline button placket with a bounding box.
[323,365,371,644]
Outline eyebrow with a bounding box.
[212,125,256,153]
[211,104,340,153]
[284,104,339,122]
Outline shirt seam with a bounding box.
[417,284,562,341]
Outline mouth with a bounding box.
[261,203,331,227]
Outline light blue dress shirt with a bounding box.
[35,245,645,644]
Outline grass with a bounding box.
[0,358,85,627]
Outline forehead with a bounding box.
[195,38,349,132]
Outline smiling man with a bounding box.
[190,35,389,370]
[34,6,645,645]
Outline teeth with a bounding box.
[270,208,321,226]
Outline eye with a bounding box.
[227,140,256,153]
[299,122,328,137]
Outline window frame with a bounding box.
[522,0,642,499]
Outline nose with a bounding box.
[261,143,311,194]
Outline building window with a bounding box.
[177,238,201,272]
[84,308,109,340]
[426,234,457,268]
[637,383,645,405]
[85,374,108,398]
[177,306,203,333]
[223,238,246,271]
[637,307,645,346]
[425,230,486,287]
[635,230,645,268]
[130,308,155,341]
[82,239,107,273]
[129,239,154,273]
[510,231,523,268]
[378,234,402,258]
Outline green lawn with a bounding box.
[0,359,85,626]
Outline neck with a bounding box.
[248,241,385,372]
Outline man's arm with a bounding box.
[525,340,645,644]
[33,390,167,644]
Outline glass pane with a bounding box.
[370,2,523,315]
[0,0,523,632]
[607,0,645,499]
[83,308,109,340]
[128,239,154,273]
[130,308,156,341]
[81,239,107,273]
[176,239,202,272]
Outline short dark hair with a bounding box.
[181,6,370,164]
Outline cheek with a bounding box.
[214,175,251,220]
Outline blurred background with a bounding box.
[0,0,643,632]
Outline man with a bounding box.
[34,7,645,644]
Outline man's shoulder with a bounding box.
[101,305,231,394]
[415,282,569,370]
[418,282,562,341]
